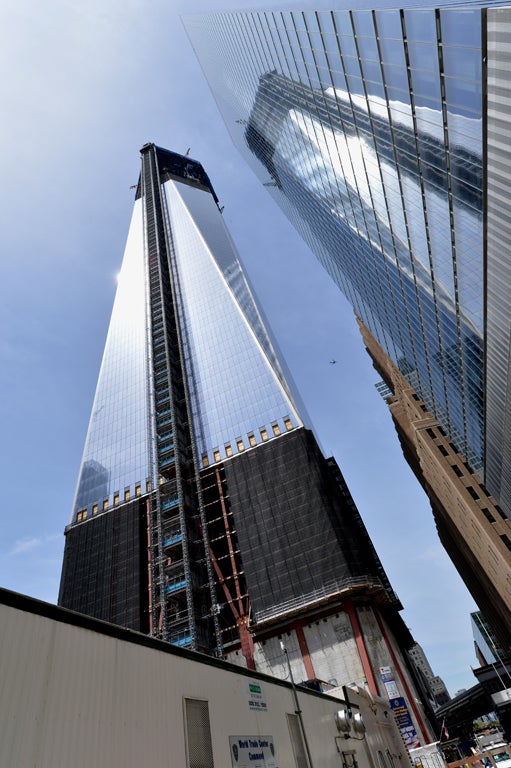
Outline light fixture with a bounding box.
[335,709,352,735]
[352,713,366,739]
[335,708,366,741]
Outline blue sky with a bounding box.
[0,0,477,696]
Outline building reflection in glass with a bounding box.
[184,6,485,472]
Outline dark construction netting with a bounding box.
[223,428,392,620]
[59,499,148,633]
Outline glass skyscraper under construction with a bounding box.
[184,3,511,653]
[59,144,437,745]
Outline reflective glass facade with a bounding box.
[66,144,305,651]
[72,149,302,520]
[471,611,502,665]
[486,7,511,518]
[73,200,150,517]
[184,3,511,509]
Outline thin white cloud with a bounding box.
[9,533,60,556]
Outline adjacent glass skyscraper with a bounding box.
[59,144,437,745]
[184,3,511,652]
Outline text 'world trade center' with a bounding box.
[59,143,437,747]
[184,3,511,654]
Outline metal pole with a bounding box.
[281,641,314,768]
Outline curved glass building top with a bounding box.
[185,5,486,471]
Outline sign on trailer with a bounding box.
[229,736,278,768]
[246,680,268,712]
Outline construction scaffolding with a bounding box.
[141,144,220,653]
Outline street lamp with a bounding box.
[280,640,314,768]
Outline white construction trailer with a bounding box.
[0,588,413,768]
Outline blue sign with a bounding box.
[390,697,420,749]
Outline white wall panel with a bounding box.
[2,596,412,768]
[303,613,366,687]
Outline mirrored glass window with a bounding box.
[375,11,402,41]
[403,10,436,43]
[440,9,481,49]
